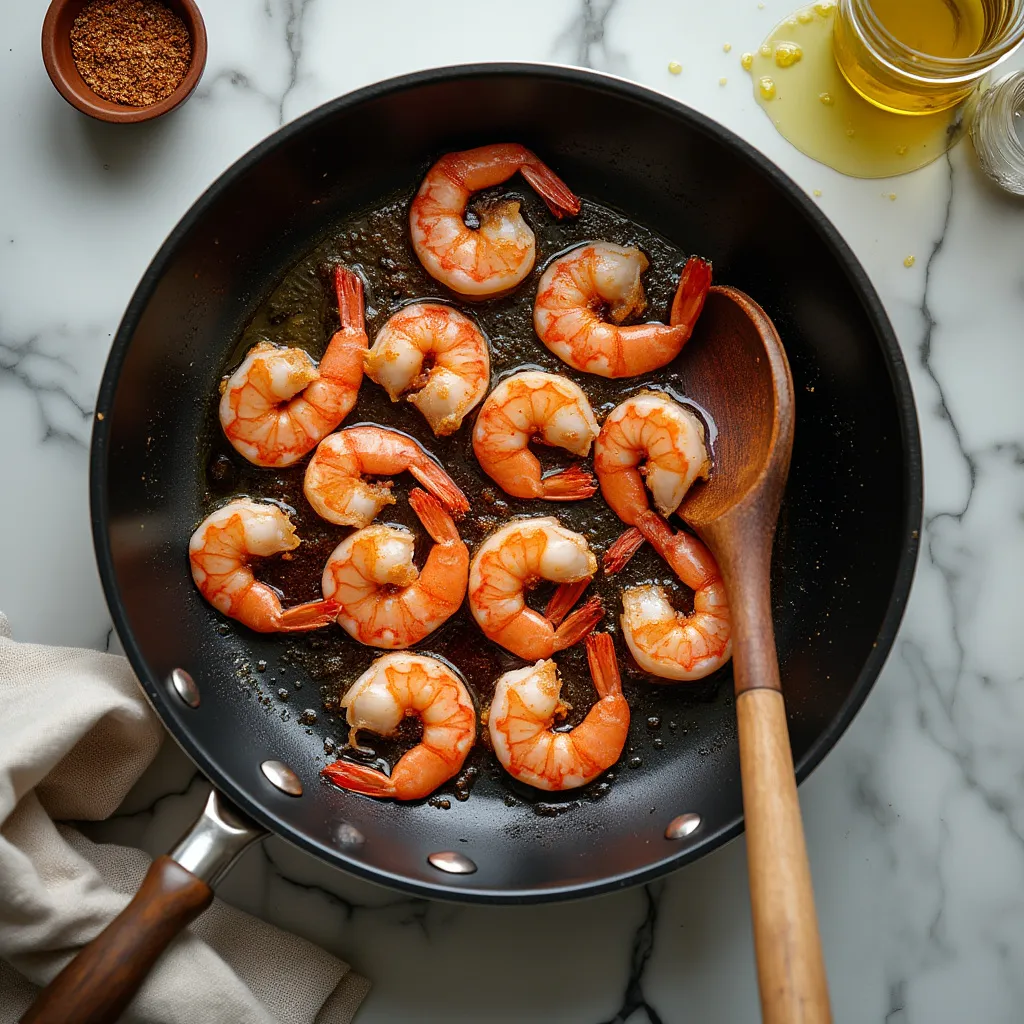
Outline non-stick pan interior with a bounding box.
[92,65,920,901]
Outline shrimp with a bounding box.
[409,143,581,297]
[595,393,709,523]
[472,371,599,501]
[488,632,629,791]
[321,652,476,800]
[364,303,489,436]
[322,488,469,648]
[533,243,712,378]
[619,510,732,681]
[303,425,469,528]
[219,266,366,466]
[595,391,710,571]
[468,517,603,660]
[188,499,338,633]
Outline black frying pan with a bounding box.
[24,63,922,1023]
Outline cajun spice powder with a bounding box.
[70,0,191,107]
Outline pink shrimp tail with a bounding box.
[603,527,646,574]
[408,487,459,542]
[585,632,623,698]
[635,510,720,590]
[670,256,712,332]
[553,596,604,651]
[545,579,590,627]
[410,459,470,518]
[321,759,395,797]
[276,599,340,632]
[541,464,598,500]
[333,266,365,332]
[520,156,582,219]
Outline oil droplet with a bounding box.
[668,60,682,74]
[845,127,856,137]
[818,91,833,105]
[719,77,729,86]
[741,52,754,70]
[647,716,662,730]
[886,192,897,200]
[723,42,733,52]
[798,9,814,22]
[758,1,766,7]
[759,77,777,100]
[813,0,834,12]
[629,756,643,769]
[774,41,803,67]
[896,144,909,156]
[760,42,772,56]
[277,688,289,701]
[653,737,665,750]
[813,188,822,196]
[903,255,916,268]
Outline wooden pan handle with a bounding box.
[21,856,212,1024]
[737,687,831,1023]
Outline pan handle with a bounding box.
[21,789,264,1024]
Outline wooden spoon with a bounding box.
[676,286,831,1024]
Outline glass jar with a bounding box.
[971,70,1024,195]
[834,0,1024,114]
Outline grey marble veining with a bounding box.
[3,0,1024,1021]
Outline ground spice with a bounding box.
[70,0,191,107]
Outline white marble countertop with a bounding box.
[4,1,1024,1021]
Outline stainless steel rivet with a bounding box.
[334,823,365,848]
[427,851,477,875]
[260,760,303,796]
[169,668,200,708]
[665,813,702,840]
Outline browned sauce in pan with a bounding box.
[200,180,731,809]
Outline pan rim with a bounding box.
[89,61,923,903]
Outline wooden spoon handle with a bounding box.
[20,856,212,1024]
[737,687,832,1024]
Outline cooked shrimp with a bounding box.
[472,371,599,501]
[595,391,709,530]
[620,510,732,681]
[468,517,603,660]
[534,243,712,377]
[322,489,469,648]
[189,499,338,633]
[488,633,629,791]
[321,652,476,800]
[365,303,489,436]
[409,143,581,297]
[303,425,469,528]
[219,266,366,466]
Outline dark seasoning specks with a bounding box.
[200,177,736,816]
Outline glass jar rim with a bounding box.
[847,0,1024,82]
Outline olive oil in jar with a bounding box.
[868,0,985,59]
[833,0,1020,114]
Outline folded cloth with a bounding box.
[0,613,369,1023]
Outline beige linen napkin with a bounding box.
[0,612,369,1023]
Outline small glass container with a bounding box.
[834,0,1024,114]
[971,70,1024,195]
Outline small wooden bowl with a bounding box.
[41,0,207,123]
